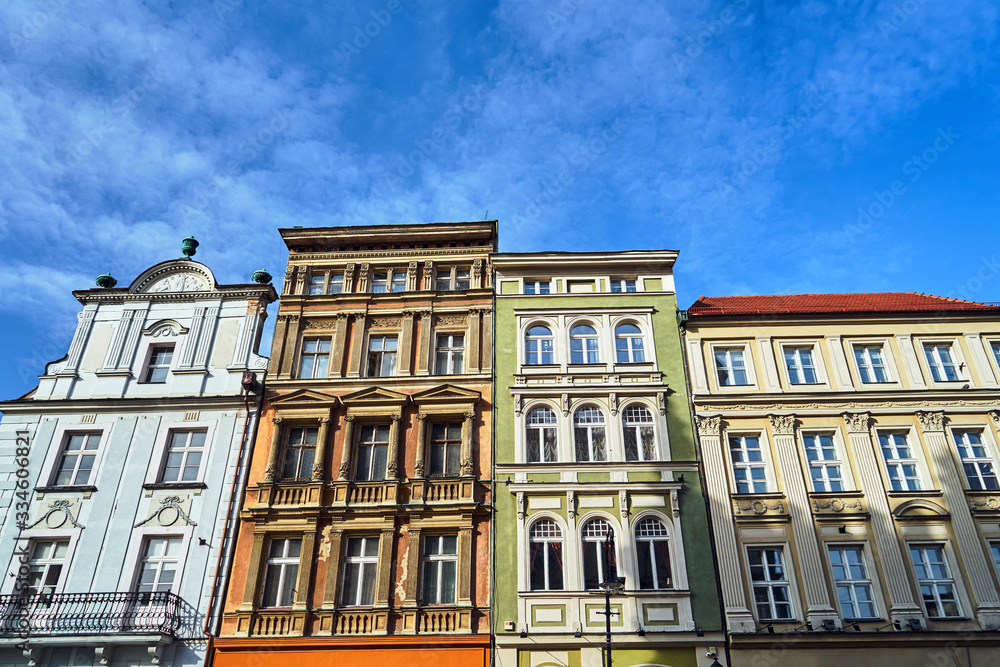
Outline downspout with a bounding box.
[203,381,264,667]
[678,310,733,667]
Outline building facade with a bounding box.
[685,292,1000,666]
[0,244,275,667]
[492,252,725,667]
[212,222,496,667]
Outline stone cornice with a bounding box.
[0,393,248,413]
[72,286,277,305]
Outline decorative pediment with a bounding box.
[129,260,218,294]
[341,386,410,408]
[142,319,189,337]
[412,384,481,414]
[269,389,340,407]
[892,499,949,518]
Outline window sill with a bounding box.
[567,364,608,372]
[35,485,97,493]
[886,489,943,497]
[143,482,208,490]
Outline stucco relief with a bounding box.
[146,273,207,293]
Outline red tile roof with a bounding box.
[687,292,1000,316]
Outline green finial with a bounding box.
[252,268,273,284]
[181,236,199,258]
[96,272,117,289]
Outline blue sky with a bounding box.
[1,0,998,399]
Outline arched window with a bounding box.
[581,518,617,590]
[615,323,645,363]
[574,407,607,462]
[526,407,558,463]
[570,324,600,364]
[525,325,554,365]
[529,520,564,591]
[622,405,657,461]
[634,517,671,590]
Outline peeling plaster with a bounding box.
[395,526,410,604]
[317,524,333,561]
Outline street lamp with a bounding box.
[596,529,625,667]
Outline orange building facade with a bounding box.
[212,222,496,666]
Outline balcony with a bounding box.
[0,592,182,638]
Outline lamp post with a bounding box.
[596,529,625,667]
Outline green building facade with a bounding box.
[491,252,724,667]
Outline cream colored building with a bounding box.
[685,292,1000,666]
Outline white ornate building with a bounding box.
[0,248,276,667]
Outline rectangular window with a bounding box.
[910,545,961,618]
[829,546,877,619]
[567,280,595,293]
[802,433,843,492]
[47,648,95,667]
[924,343,959,382]
[299,338,331,378]
[328,272,345,294]
[436,267,471,291]
[355,425,389,482]
[854,345,890,383]
[261,538,301,608]
[54,433,101,486]
[991,542,1000,578]
[135,537,182,595]
[954,430,998,490]
[371,271,389,293]
[282,427,317,481]
[143,344,174,383]
[160,430,206,483]
[27,539,69,596]
[748,547,793,621]
[435,334,465,375]
[610,279,637,292]
[308,274,324,295]
[342,537,379,606]
[422,535,457,605]
[435,270,452,291]
[992,342,1000,367]
[784,346,819,384]
[730,435,768,493]
[714,347,749,386]
[366,335,397,377]
[878,432,921,491]
[391,271,406,293]
[524,280,550,295]
[429,423,462,476]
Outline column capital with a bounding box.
[769,414,796,435]
[917,410,946,433]
[842,412,871,433]
[417,412,428,422]
[345,414,356,423]
[695,415,722,436]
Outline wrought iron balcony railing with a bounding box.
[0,592,182,637]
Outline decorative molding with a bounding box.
[433,314,468,327]
[734,498,785,516]
[768,414,796,435]
[134,496,198,528]
[567,491,576,519]
[302,318,338,331]
[369,316,401,329]
[472,258,482,286]
[990,411,1000,430]
[516,492,525,520]
[619,490,629,519]
[842,412,871,433]
[670,489,679,518]
[917,410,946,433]
[657,391,666,416]
[263,463,277,484]
[461,457,474,476]
[514,395,523,417]
[969,496,1000,511]
[29,499,84,530]
[700,400,1000,412]
[695,415,721,436]
[812,498,864,513]
[609,393,618,417]
[561,393,570,417]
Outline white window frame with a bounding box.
[140,342,176,384]
[2,529,82,595]
[876,430,923,492]
[144,419,216,486]
[527,517,565,592]
[308,273,325,295]
[434,333,465,375]
[523,279,552,295]
[25,538,72,597]
[435,266,471,291]
[920,340,965,383]
[800,431,847,492]
[580,517,619,590]
[133,535,185,596]
[728,433,771,494]
[908,543,963,618]
[365,334,398,378]
[328,271,345,294]
[260,536,302,608]
[950,427,999,491]
[827,543,879,620]
[41,421,113,489]
[990,541,1000,580]
[354,423,390,482]
[621,403,658,462]
[370,269,400,294]
[421,534,458,605]
[281,425,319,482]
[524,322,556,366]
[118,525,192,596]
[298,337,331,379]
[851,341,895,384]
[745,544,797,622]
[614,322,646,364]
[633,515,672,591]
[573,406,608,462]
[342,536,380,607]
[569,322,601,365]
[711,344,754,388]
[780,342,825,386]
[525,405,559,463]
[609,278,638,293]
